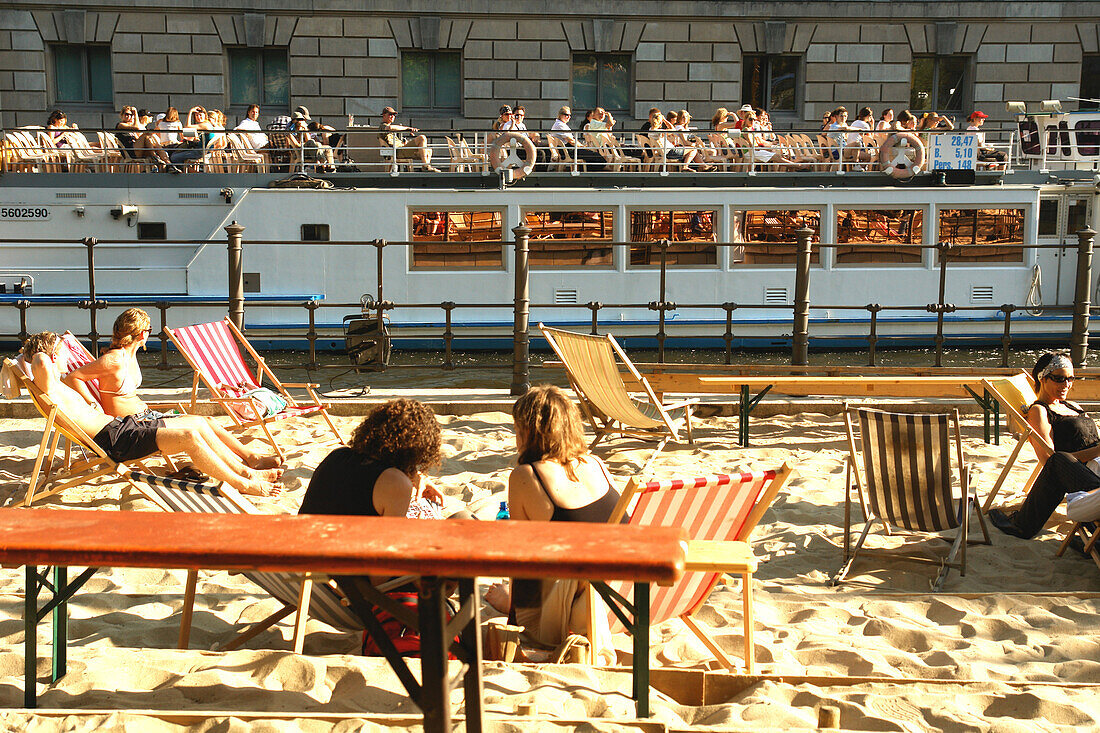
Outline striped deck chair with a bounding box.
[835,406,990,591]
[591,463,794,673]
[57,332,101,404]
[136,472,368,652]
[3,358,174,509]
[166,318,344,460]
[540,324,696,474]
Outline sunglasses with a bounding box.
[1046,374,1075,384]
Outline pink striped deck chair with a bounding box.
[166,318,344,459]
[58,332,100,404]
[592,463,794,673]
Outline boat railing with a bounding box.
[1,226,1095,376]
[1,125,1018,178]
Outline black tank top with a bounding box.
[298,447,391,517]
[1033,401,1100,453]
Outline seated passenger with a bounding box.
[63,308,281,473]
[377,106,440,172]
[169,106,221,169]
[234,103,269,149]
[485,384,617,662]
[155,107,183,147]
[22,331,281,496]
[116,105,171,170]
[989,352,1100,542]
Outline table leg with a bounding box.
[418,577,450,733]
[458,578,484,733]
[24,565,37,708]
[51,566,67,682]
[633,581,650,718]
[739,385,749,447]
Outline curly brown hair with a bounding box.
[512,384,588,468]
[21,331,60,359]
[348,399,441,475]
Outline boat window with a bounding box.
[136,222,166,240]
[523,211,614,268]
[937,209,1024,262]
[629,211,717,266]
[835,209,924,264]
[1074,119,1100,157]
[730,210,820,265]
[410,211,503,268]
[1068,199,1090,237]
[301,224,330,242]
[1037,200,1058,237]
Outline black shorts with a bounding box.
[93,414,164,462]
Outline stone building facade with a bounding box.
[0,1,1097,131]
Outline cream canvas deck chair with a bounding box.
[591,464,794,673]
[166,318,344,460]
[540,324,696,474]
[3,358,175,509]
[835,406,990,591]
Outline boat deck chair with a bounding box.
[166,318,344,460]
[2,358,176,509]
[540,324,697,474]
[591,463,794,673]
[834,406,990,591]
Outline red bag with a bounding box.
[361,590,458,659]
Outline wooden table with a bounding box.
[0,509,686,731]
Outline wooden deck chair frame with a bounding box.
[835,405,990,591]
[588,463,794,673]
[539,323,696,474]
[4,358,175,509]
[166,318,344,461]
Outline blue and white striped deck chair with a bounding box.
[132,472,365,653]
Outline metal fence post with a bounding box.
[791,227,813,365]
[1071,226,1096,367]
[655,239,669,363]
[511,224,531,396]
[83,236,100,356]
[225,221,245,332]
[931,241,955,368]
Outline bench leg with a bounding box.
[52,566,67,683]
[632,581,650,718]
[25,565,37,708]
[418,577,451,733]
[458,578,484,733]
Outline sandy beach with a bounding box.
[1,406,1098,731]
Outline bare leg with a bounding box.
[184,416,282,469]
[155,424,279,496]
[168,417,282,483]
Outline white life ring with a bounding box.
[488,131,536,180]
[879,133,926,179]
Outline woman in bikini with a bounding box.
[63,309,283,480]
[486,384,621,661]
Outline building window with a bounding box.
[1081,56,1100,111]
[741,55,799,112]
[228,48,289,108]
[401,52,461,113]
[910,56,969,113]
[572,54,630,114]
[53,45,112,104]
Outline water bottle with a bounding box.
[495,500,509,520]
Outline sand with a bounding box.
[1,408,1099,731]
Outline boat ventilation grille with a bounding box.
[55,192,87,199]
[178,192,210,199]
[763,287,789,305]
[554,289,578,305]
[970,285,995,304]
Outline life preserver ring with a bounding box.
[488,131,536,180]
[879,133,925,179]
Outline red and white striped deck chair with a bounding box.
[58,332,100,404]
[166,318,344,459]
[593,463,794,673]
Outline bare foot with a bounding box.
[485,581,510,615]
[239,480,281,497]
[247,454,284,470]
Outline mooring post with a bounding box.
[83,236,99,356]
[791,227,813,366]
[225,221,245,332]
[511,224,531,396]
[1071,226,1096,367]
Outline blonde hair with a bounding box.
[111,308,150,350]
[712,108,729,126]
[512,385,588,472]
[21,331,60,359]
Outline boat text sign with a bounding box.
[0,205,50,221]
[929,134,978,170]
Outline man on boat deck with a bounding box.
[376,106,440,172]
[21,331,282,497]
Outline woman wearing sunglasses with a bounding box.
[989,352,1100,541]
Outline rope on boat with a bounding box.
[1025,263,1043,316]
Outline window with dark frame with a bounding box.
[53,44,113,104]
[571,53,631,114]
[741,55,799,112]
[301,224,330,241]
[136,222,167,240]
[1081,55,1100,111]
[401,52,461,113]
[228,48,289,108]
[910,56,969,113]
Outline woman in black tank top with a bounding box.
[485,385,622,656]
[989,353,1100,539]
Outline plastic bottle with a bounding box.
[495,500,509,520]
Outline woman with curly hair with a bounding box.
[300,398,443,517]
[486,384,619,662]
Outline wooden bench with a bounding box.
[0,509,685,731]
